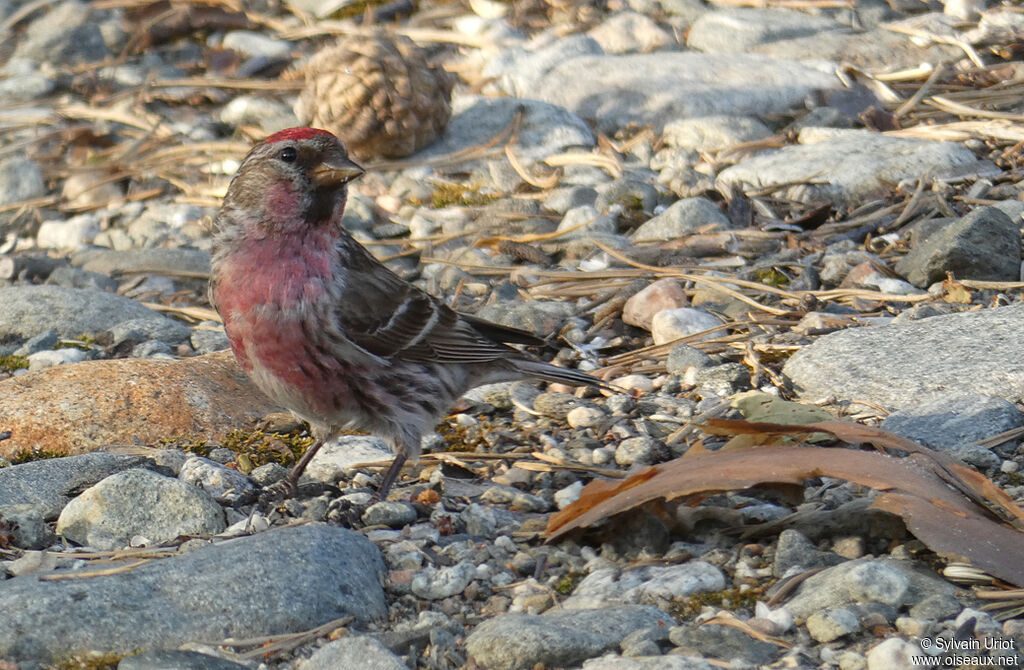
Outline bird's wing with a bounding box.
[334,238,526,364]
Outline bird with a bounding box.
[209,127,608,501]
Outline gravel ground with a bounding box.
[2,0,1024,668]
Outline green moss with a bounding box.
[752,267,791,288]
[220,428,313,468]
[52,651,125,670]
[11,448,65,464]
[0,354,28,373]
[429,183,498,209]
[1006,471,1023,486]
[57,334,98,351]
[667,583,773,620]
[553,571,584,595]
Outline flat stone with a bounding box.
[782,304,1024,410]
[118,650,249,670]
[56,468,226,550]
[687,7,846,53]
[0,453,148,520]
[415,95,595,164]
[582,656,713,670]
[466,605,672,670]
[0,285,180,341]
[0,524,386,662]
[718,131,981,206]
[880,393,1023,451]
[662,115,772,152]
[564,562,725,609]
[529,52,840,134]
[299,635,409,670]
[587,11,674,54]
[669,623,780,665]
[70,247,211,277]
[0,350,279,458]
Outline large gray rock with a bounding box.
[528,52,840,134]
[0,524,386,662]
[0,453,148,520]
[783,304,1024,410]
[718,131,981,206]
[0,285,181,341]
[466,605,672,670]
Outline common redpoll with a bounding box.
[210,128,605,501]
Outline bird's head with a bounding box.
[220,127,364,235]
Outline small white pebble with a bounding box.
[566,406,605,428]
[612,374,654,393]
[27,348,86,371]
[554,481,584,509]
[1001,460,1019,474]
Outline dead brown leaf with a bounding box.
[546,419,1024,588]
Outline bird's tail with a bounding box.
[513,359,617,392]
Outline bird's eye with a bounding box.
[279,146,298,163]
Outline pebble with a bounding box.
[806,608,861,642]
[651,308,726,345]
[631,197,731,241]
[564,562,725,608]
[784,558,957,621]
[614,436,667,466]
[466,605,672,670]
[56,468,226,550]
[362,501,419,528]
[27,348,87,371]
[304,435,394,484]
[179,457,256,506]
[895,206,1020,287]
[662,115,772,152]
[622,278,689,330]
[0,157,46,208]
[0,504,54,549]
[36,214,101,250]
[567,406,606,428]
[865,637,920,670]
[299,635,410,670]
[411,562,476,600]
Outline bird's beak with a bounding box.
[312,155,364,187]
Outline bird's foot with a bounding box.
[257,477,339,513]
[325,493,376,528]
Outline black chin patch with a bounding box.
[309,185,346,225]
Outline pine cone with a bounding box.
[293,34,455,161]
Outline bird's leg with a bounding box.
[259,437,326,503]
[371,451,408,503]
